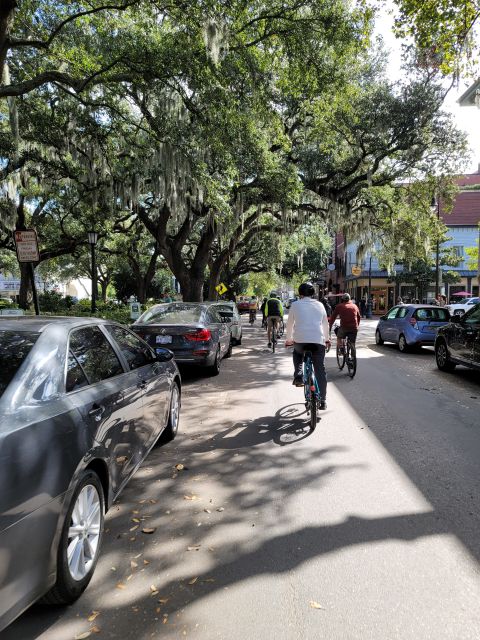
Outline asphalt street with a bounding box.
[3,316,480,640]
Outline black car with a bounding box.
[0,317,181,632]
[132,302,231,375]
[435,303,480,372]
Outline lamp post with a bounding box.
[431,195,441,298]
[87,231,98,314]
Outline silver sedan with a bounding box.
[0,316,181,632]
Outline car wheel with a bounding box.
[225,342,233,358]
[375,329,384,345]
[455,310,464,316]
[206,346,221,376]
[43,471,104,605]
[161,382,180,442]
[435,340,456,372]
[236,334,242,345]
[398,334,409,352]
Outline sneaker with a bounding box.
[319,400,327,410]
[268,342,272,348]
[293,375,303,387]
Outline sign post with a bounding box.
[13,229,40,315]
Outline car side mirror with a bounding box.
[155,348,174,362]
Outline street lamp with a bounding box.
[87,231,98,314]
[431,195,441,298]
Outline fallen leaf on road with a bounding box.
[116,582,126,590]
[130,561,138,569]
[143,559,150,565]
[204,509,211,514]
[133,553,142,559]
[87,611,100,622]
[110,567,116,571]
[175,463,185,471]
[116,456,127,463]
[216,507,224,512]
[187,545,201,551]
[132,518,140,523]
[309,601,324,609]
[75,632,91,640]
[184,495,198,501]
[142,527,156,534]
[130,525,139,532]
[203,578,215,583]
[90,627,101,634]
[132,509,140,514]
[150,585,159,594]
[188,577,198,585]
[158,598,169,604]
[149,499,157,504]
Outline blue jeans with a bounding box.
[293,343,327,401]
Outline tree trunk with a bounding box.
[100,280,108,303]
[177,274,205,302]
[18,261,31,309]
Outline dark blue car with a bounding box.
[375,305,451,352]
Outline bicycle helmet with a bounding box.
[341,293,351,301]
[298,282,315,297]
[270,291,279,298]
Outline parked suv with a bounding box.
[206,301,242,345]
[435,303,480,372]
[446,297,480,317]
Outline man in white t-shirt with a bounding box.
[285,282,331,410]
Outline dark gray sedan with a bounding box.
[132,302,231,375]
[0,317,181,632]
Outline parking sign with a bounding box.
[13,230,40,263]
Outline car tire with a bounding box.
[42,471,104,605]
[435,340,456,372]
[236,334,242,346]
[398,334,409,352]
[206,346,221,376]
[375,329,384,345]
[160,382,180,443]
[225,342,232,358]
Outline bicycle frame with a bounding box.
[303,352,320,430]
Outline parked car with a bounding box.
[236,296,251,314]
[375,304,451,352]
[435,303,480,372]
[132,302,231,374]
[206,301,242,345]
[0,316,181,632]
[446,297,480,317]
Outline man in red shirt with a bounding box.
[329,293,361,352]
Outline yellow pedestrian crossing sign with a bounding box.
[215,282,228,295]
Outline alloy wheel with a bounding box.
[67,484,102,582]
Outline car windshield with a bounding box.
[0,330,39,397]
[137,304,203,325]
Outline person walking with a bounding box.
[285,282,330,410]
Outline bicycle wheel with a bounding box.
[277,320,285,338]
[309,375,317,431]
[336,343,345,370]
[346,341,357,378]
[272,329,276,353]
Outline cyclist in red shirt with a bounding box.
[329,293,361,353]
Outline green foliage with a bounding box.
[465,245,479,270]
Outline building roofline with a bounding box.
[458,79,480,106]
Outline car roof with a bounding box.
[0,315,112,332]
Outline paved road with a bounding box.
[4,317,480,640]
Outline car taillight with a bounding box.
[185,328,212,341]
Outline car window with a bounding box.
[397,307,409,319]
[463,305,480,325]
[66,351,89,393]
[386,307,399,320]
[105,325,155,370]
[207,308,221,323]
[137,304,202,325]
[69,326,124,383]
[0,330,39,398]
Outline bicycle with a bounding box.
[271,321,278,353]
[303,350,320,431]
[334,328,357,379]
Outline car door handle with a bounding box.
[88,404,105,421]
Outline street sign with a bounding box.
[351,266,362,276]
[215,282,228,295]
[13,229,40,263]
[130,301,142,320]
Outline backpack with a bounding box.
[267,298,281,316]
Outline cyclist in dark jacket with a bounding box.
[265,292,284,348]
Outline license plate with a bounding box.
[156,335,172,344]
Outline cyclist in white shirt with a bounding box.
[285,282,330,410]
